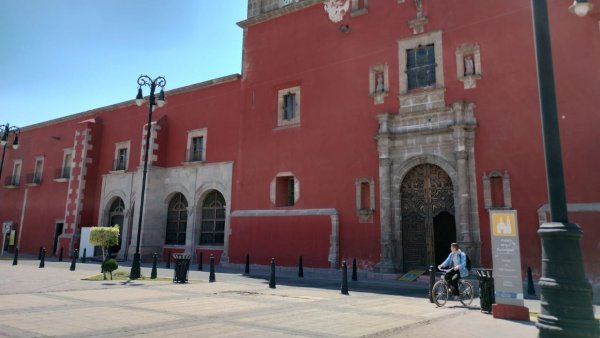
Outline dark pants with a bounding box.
[444,269,460,296]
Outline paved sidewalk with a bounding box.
[0,258,568,337]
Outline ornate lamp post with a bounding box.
[530,0,599,336]
[129,75,166,279]
[0,123,21,181]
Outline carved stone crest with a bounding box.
[324,0,350,23]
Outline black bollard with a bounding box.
[269,258,276,289]
[59,247,63,262]
[428,265,435,303]
[38,246,42,260]
[82,248,87,263]
[527,267,535,296]
[166,251,171,269]
[352,258,358,281]
[69,249,78,271]
[198,252,203,271]
[341,261,349,295]
[209,254,216,283]
[244,254,250,274]
[298,256,304,278]
[39,248,46,268]
[151,253,158,279]
[12,247,18,266]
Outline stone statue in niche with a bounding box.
[464,56,475,76]
[414,0,423,18]
[375,73,385,93]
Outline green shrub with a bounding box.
[102,259,118,280]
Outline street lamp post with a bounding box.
[0,123,21,181]
[530,0,599,337]
[129,75,166,280]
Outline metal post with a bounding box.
[244,254,250,274]
[352,258,358,281]
[298,255,304,278]
[530,1,599,336]
[82,248,86,263]
[59,247,63,262]
[130,75,166,280]
[166,251,171,269]
[151,252,157,279]
[198,252,203,271]
[527,267,535,296]
[0,143,6,181]
[341,261,349,295]
[429,265,435,303]
[209,254,216,283]
[269,258,276,289]
[39,248,45,268]
[12,247,18,266]
[69,249,77,271]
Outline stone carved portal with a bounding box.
[401,164,454,269]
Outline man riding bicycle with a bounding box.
[437,243,468,297]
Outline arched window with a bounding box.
[200,191,226,245]
[165,193,188,245]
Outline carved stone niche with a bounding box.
[456,43,482,89]
[369,64,389,105]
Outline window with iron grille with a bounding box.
[190,137,203,162]
[116,148,127,171]
[33,158,43,183]
[407,44,436,90]
[275,176,295,207]
[62,153,72,179]
[165,193,188,245]
[283,93,296,121]
[199,190,226,245]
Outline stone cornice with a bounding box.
[237,0,323,28]
[22,74,241,132]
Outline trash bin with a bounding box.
[173,254,192,283]
[474,268,495,313]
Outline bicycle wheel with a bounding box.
[459,280,474,306]
[432,280,448,307]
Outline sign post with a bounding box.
[489,210,529,320]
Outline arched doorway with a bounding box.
[108,198,125,255]
[401,164,455,270]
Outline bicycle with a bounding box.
[431,268,474,307]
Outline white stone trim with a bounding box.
[10,159,22,186]
[112,140,131,172]
[355,177,375,223]
[270,172,300,206]
[482,170,511,209]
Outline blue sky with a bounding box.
[0,1,247,128]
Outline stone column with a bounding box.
[455,149,471,244]
[376,157,395,272]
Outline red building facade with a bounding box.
[1,0,599,288]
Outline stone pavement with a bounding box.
[0,258,591,338]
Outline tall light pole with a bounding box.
[129,75,166,279]
[0,123,21,181]
[530,0,599,337]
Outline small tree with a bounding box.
[102,259,118,280]
[90,225,119,279]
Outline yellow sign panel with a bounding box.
[491,212,516,236]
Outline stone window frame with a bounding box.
[369,64,389,105]
[33,156,44,183]
[7,159,22,186]
[351,0,368,17]
[277,86,301,128]
[112,140,130,172]
[455,43,482,89]
[356,177,375,223]
[482,170,512,209]
[165,192,188,246]
[398,30,444,95]
[398,31,445,114]
[198,190,226,246]
[184,128,207,164]
[270,172,300,207]
[279,0,299,9]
